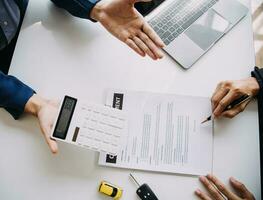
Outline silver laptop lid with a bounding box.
[164,9,230,68]
[136,0,248,69]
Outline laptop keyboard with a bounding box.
[149,0,218,45]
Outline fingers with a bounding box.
[40,124,58,154]
[126,38,146,57]
[47,137,58,154]
[230,177,255,199]
[211,78,257,119]
[133,36,157,60]
[195,189,212,200]
[197,175,256,200]
[199,176,225,200]
[138,32,163,59]
[206,174,238,199]
[102,1,164,60]
[221,100,250,118]
[211,83,229,111]
[132,24,165,60]
[213,90,239,117]
[142,23,165,48]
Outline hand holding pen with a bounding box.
[202,94,252,123]
[202,77,260,123]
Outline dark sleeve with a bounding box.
[251,66,263,195]
[0,71,34,119]
[51,0,100,21]
[251,67,263,90]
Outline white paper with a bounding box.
[99,90,213,175]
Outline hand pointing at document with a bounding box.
[90,0,165,60]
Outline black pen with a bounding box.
[201,94,253,124]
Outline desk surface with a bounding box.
[0,0,261,199]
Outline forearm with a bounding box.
[0,71,34,119]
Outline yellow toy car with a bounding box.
[99,181,123,199]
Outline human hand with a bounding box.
[211,77,259,119]
[25,94,59,154]
[195,175,255,200]
[91,0,165,60]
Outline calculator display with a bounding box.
[53,96,77,140]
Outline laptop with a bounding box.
[135,0,249,69]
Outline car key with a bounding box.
[130,174,159,200]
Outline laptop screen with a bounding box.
[135,0,166,16]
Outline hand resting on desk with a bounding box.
[195,174,255,200]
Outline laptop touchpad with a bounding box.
[185,9,230,51]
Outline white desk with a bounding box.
[0,0,261,199]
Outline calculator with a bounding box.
[51,96,127,155]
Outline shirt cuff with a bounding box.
[74,0,101,22]
[87,0,101,22]
[4,78,35,120]
[51,0,101,22]
[251,66,263,97]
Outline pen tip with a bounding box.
[201,115,212,124]
[201,119,208,124]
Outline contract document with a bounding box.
[99,90,213,175]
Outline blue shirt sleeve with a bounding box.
[252,67,263,91]
[0,71,34,119]
[51,0,100,21]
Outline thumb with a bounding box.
[230,177,254,199]
[47,137,58,154]
[41,124,59,154]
